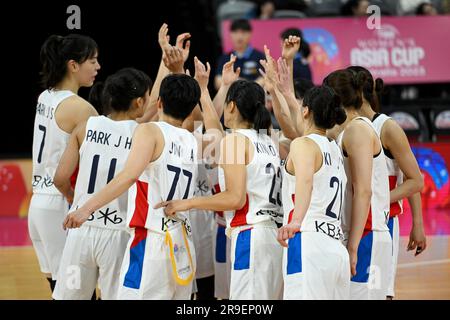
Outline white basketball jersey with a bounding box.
[32,89,75,195]
[127,121,198,234]
[218,129,282,228]
[372,113,404,217]
[337,117,390,235]
[69,116,138,230]
[282,134,347,240]
[208,164,232,227]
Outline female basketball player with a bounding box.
[324,69,392,300]
[156,79,284,300]
[347,66,426,299]
[61,47,224,299]
[277,85,350,299]
[29,34,100,292]
[52,68,152,300]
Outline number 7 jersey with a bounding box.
[282,134,347,240]
[70,116,138,230]
[32,89,75,195]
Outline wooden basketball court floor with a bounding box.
[1,236,449,299]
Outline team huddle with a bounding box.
[29,23,427,300]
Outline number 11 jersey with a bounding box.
[70,116,138,230]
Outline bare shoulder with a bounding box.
[290,136,320,156]
[345,119,373,141]
[60,95,96,113]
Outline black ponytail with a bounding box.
[88,81,106,115]
[347,66,385,112]
[253,100,272,132]
[225,80,272,131]
[102,68,153,112]
[40,34,98,89]
[303,85,347,129]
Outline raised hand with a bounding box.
[176,33,191,63]
[194,56,211,92]
[281,35,301,61]
[163,46,185,74]
[259,45,279,92]
[221,54,241,87]
[277,57,292,96]
[158,23,171,54]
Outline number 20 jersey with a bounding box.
[282,134,347,240]
[70,116,138,230]
[32,89,75,195]
[127,121,198,234]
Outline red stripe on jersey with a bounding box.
[287,194,296,224]
[363,206,373,236]
[213,184,224,218]
[70,166,79,189]
[131,227,147,249]
[129,180,149,229]
[230,194,249,227]
[388,175,402,217]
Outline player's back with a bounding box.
[372,113,403,217]
[282,134,347,240]
[32,89,75,194]
[219,129,282,228]
[127,121,198,233]
[337,116,390,236]
[71,116,138,230]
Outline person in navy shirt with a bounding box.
[215,19,265,90]
[280,28,313,82]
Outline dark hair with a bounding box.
[159,74,201,120]
[88,81,106,115]
[416,2,434,15]
[303,86,347,129]
[294,78,314,100]
[346,66,384,112]
[280,28,311,58]
[102,68,153,112]
[225,80,271,131]
[40,34,98,89]
[323,69,365,110]
[230,19,252,32]
[340,0,365,16]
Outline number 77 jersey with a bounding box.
[126,121,198,234]
[282,134,347,240]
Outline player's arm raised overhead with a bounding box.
[213,54,240,118]
[53,121,86,204]
[260,45,298,140]
[281,36,300,94]
[63,123,158,229]
[344,120,375,276]
[138,24,191,123]
[155,133,247,214]
[277,137,317,247]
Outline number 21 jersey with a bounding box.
[282,134,347,240]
